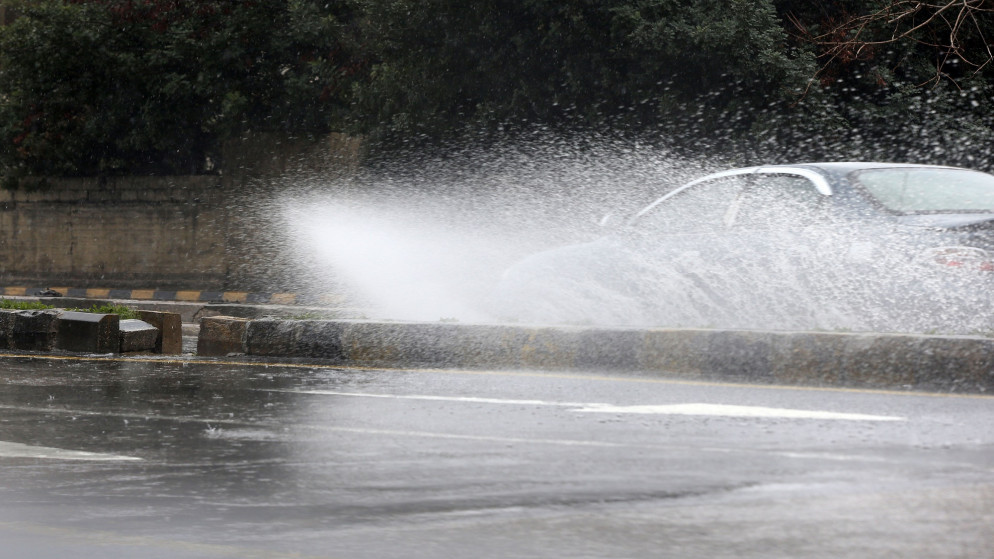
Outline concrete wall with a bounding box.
[0,133,361,292]
[0,176,228,289]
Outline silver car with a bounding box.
[493,162,994,333]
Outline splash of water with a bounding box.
[280,140,712,322]
[279,139,994,335]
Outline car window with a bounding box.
[730,174,830,230]
[635,176,745,234]
[852,167,994,213]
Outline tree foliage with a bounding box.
[1,0,993,177]
[350,0,814,145]
[0,0,362,176]
[790,0,994,85]
[774,0,994,168]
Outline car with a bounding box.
[490,162,994,333]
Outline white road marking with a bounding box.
[279,389,584,407]
[0,399,900,461]
[771,451,896,462]
[274,390,905,421]
[574,403,904,421]
[0,441,142,461]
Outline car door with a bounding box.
[721,172,842,327]
[625,173,750,324]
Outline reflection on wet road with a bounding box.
[0,354,992,558]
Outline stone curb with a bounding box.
[0,296,362,324]
[198,317,994,393]
[0,309,183,355]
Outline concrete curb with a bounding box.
[0,295,362,324]
[198,317,994,393]
[0,309,183,354]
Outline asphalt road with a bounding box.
[0,354,992,558]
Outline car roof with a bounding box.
[696,161,973,190]
[773,161,964,176]
[632,162,975,222]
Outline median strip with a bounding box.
[198,316,994,393]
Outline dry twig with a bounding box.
[792,1,994,86]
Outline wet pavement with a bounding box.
[0,353,993,558]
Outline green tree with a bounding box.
[4,0,992,176]
[772,0,994,169]
[350,0,814,146]
[0,0,363,177]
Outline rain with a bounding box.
[2,3,994,558]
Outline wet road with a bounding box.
[0,354,992,558]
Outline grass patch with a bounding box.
[0,299,141,319]
[68,304,141,320]
[0,298,54,311]
[289,312,326,320]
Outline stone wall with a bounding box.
[0,133,361,292]
[0,175,231,289]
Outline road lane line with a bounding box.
[574,403,904,421]
[272,390,906,421]
[0,404,902,463]
[770,451,895,462]
[270,389,587,407]
[0,441,142,461]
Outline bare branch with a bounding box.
[799,0,994,85]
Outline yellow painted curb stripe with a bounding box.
[271,293,297,305]
[0,286,329,305]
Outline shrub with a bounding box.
[0,0,364,177]
[0,298,54,310]
[68,304,141,320]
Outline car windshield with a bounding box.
[852,167,994,214]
